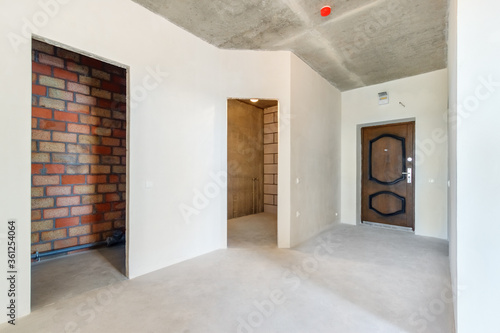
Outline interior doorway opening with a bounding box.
[227,99,278,247]
[30,38,128,309]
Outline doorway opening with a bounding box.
[360,121,415,231]
[227,99,278,247]
[31,38,128,309]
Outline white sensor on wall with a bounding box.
[378,92,389,105]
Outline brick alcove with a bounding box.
[31,39,127,254]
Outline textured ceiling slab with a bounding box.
[132,0,448,91]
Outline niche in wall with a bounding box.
[31,39,127,254]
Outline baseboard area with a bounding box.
[362,221,414,233]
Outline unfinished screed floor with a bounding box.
[1,214,453,333]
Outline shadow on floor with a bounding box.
[31,244,126,310]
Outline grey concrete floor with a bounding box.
[1,214,454,332]
[30,244,127,311]
[228,212,277,248]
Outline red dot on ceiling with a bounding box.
[321,6,331,17]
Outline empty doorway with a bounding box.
[227,99,278,247]
[31,38,128,309]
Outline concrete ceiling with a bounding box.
[131,0,448,91]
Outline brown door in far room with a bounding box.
[361,122,415,230]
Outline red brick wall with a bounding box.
[31,40,126,254]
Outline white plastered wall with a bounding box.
[447,0,458,327]
[289,54,342,246]
[0,0,344,322]
[341,69,449,239]
[451,0,500,331]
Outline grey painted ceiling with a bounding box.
[132,0,448,91]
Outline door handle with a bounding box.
[402,168,412,183]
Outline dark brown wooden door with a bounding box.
[361,122,415,229]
